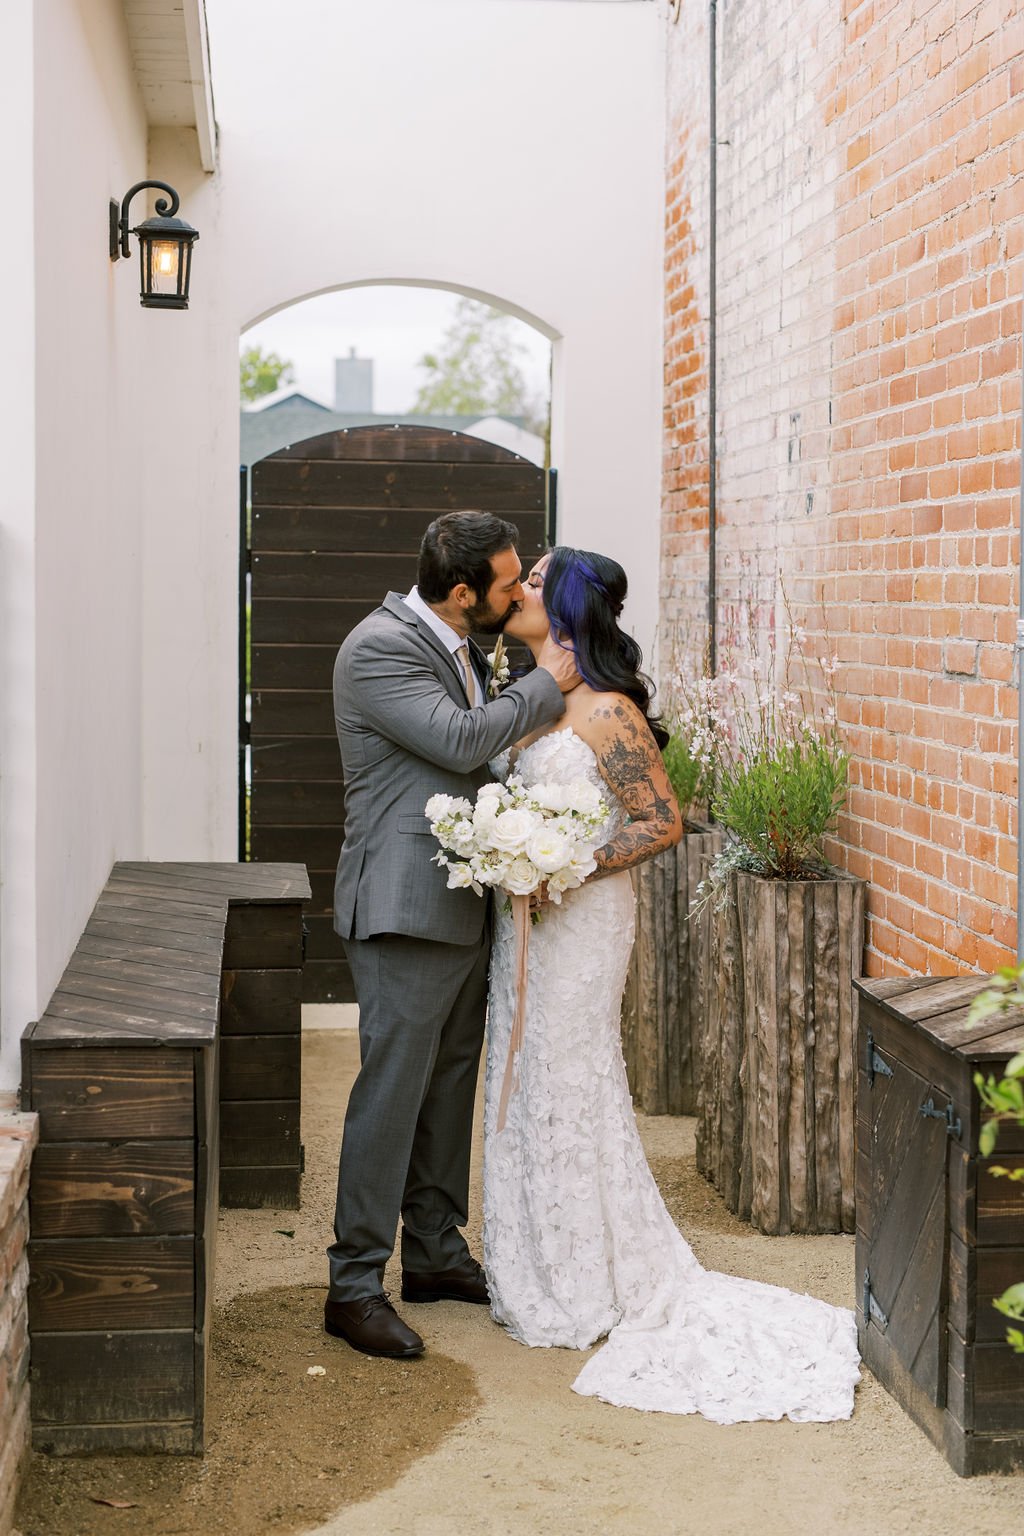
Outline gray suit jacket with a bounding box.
[332,592,565,944]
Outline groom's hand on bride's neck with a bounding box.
[537,633,582,695]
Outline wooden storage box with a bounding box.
[855,974,1024,1476]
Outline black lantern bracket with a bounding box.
[109,181,180,260]
[108,180,199,310]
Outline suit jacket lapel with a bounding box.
[381,591,470,700]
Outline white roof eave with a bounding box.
[123,0,218,173]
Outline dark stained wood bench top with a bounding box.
[855,973,1024,1062]
[29,862,312,1048]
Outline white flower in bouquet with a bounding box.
[488,807,537,854]
[470,848,513,885]
[448,820,480,856]
[525,827,574,876]
[424,793,457,822]
[472,796,501,837]
[425,770,609,910]
[445,862,478,891]
[530,781,572,815]
[565,779,604,818]
[503,854,542,896]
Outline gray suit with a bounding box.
[328,592,564,1299]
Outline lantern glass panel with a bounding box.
[148,239,183,297]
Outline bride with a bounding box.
[484,545,860,1423]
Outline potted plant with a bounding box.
[692,592,865,1236]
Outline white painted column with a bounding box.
[0,0,38,1094]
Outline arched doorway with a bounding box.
[242,424,555,1001]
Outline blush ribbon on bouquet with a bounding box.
[496,891,531,1133]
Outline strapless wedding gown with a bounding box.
[483,727,860,1422]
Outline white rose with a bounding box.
[566,780,603,816]
[477,781,504,800]
[530,781,571,815]
[488,807,537,854]
[525,828,573,876]
[502,855,542,897]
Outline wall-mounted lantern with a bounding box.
[109,181,199,310]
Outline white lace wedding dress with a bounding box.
[483,727,860,1423]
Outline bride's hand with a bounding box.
[528,881,550,913]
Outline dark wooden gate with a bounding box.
[243,425,552,1002]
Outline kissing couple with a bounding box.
[324,510,859,1422]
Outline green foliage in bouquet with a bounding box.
[968,968,1024,1352]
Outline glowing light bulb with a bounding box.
[156,246,176,275]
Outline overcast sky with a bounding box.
[241,286,552,414]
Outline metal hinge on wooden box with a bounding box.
[855,975,1024,1477]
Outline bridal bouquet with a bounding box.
[424,775,609,905]
[425,774,610,1132]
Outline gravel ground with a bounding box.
[16,1021,1024,1536]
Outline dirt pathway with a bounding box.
[17,1024,1024,1536]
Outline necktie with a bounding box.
[456,644,478,707]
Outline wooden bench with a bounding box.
[856,974,1024,1476]
[20,861,311,1455]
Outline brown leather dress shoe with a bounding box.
[401,1256,490,1305]
[324,1292,424,1358]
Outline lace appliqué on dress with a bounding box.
[483,727,860,1424]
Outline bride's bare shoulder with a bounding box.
[574,689,647,742]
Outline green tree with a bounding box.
[240,344,295,402]
[413,299,548,441]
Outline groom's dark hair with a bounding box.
[418,510,520,604]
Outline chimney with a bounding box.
[334,347,374,413]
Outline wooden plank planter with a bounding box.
[20,861,310,1456]
[696,867,865,1235]
[855,975,1024,1476]
[621,820,724,1115]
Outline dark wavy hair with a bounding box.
[542,545,668,749]
[418,510,519,604]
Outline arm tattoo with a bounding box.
[592,704,681,878]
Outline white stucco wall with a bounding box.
[140,0,667,857]
[0,0,38,1095]
[0,0,154,1090]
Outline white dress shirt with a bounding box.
[404,585,479,705]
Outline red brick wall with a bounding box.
[663,0,1024,977]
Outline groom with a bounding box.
[325,510,576,1358]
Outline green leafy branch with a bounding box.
[968,967,1024,1351]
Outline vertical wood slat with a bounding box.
[623,823,724,1118]
[700,868,865,1236]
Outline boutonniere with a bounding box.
[487,635,511,699]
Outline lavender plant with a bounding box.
[687,587,849,907]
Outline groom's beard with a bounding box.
[467,597,519,635]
